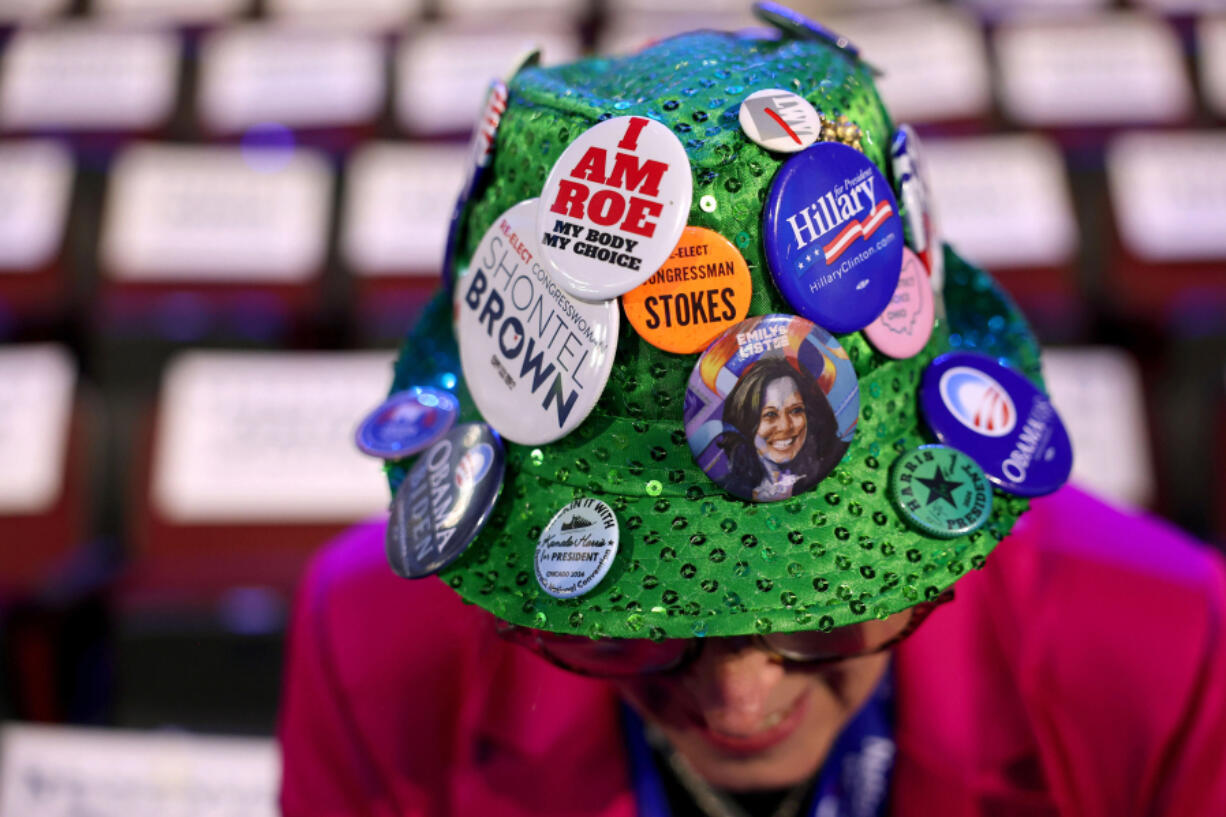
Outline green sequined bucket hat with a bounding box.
[379,6,1052,641]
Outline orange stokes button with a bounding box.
[623,226,753,354]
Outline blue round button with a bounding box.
[764,143,904,334]
[355,387,460,460]
[386,423,506,578]
[752,1,860,57]
[919,353,1073,497]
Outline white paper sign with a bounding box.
[267,0,424,30]
[199,24,386,133]
[0,141,73,271]
[925,134,1077,269]
[0,723,277,817]
[1106,131,1226,262]
[828,8,989,123]
[152,350,394,523]
[93,0,249,23]
[995,13,1192,125]
[101,144,331,282]
[342,143,468,277]
[395,26,578,135]
[0,25,180,131]
[0,0,70,23]
[1043,347,1153,508]
[1200,17,1226,119]
[0,345,74,515]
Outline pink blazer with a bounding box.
[278,487,1226,816]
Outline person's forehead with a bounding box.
[763,377,801,400]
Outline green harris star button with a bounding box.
[890,444,993,539]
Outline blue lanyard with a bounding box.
[621,670,896,817]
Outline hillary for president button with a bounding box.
[538,116,692,301]
[535,498,619,599]
[863,248,934,359]
[386,423,505,579]
[739,89,822,154]
[920,353,1073,497]
[622,226,753,354]
[764,142,904,333]
[455,199,619,446]
[684,314,859,502]
[890,445,993,539]
[355,387,459,459]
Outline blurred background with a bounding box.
[0,0,1223,813]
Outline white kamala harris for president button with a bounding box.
[537,115,692,301]
[454,199,619,446]
[535,497,619,599]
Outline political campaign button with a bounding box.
[684,314,859,503]
[920,352,1073,497]
[752,1,860,57]
[355,387,460,459]
[891,125,944,295]
[386,423,505,579]
[468,80,508,180]
[506,46,541,77]
[890,445,993,539]
[538,115,692,300]
[443,80,509,292]
[455,198,619,446]
[764,142,904,334]
[535,498,619,599]
[622,226,753,354]
[739,89,822,154]
[864,248,934,359]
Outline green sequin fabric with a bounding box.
[385,30,1044,639]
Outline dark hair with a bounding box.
[715,358,840,499]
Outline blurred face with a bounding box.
[614,620,899,791]
[756,377,807,464]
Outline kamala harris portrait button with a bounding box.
[684,314,859,503]
[455,198,619,446]
[355,386,460,459]
[537,115,692,301]
[386,423,505,579]
[763,142,904,334]
[920,352,1073,497]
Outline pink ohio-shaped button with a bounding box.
[864,248,934,359]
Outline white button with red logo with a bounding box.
[537,116,692,301]
[739,89,822,154]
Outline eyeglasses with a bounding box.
[495,589,954,678]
